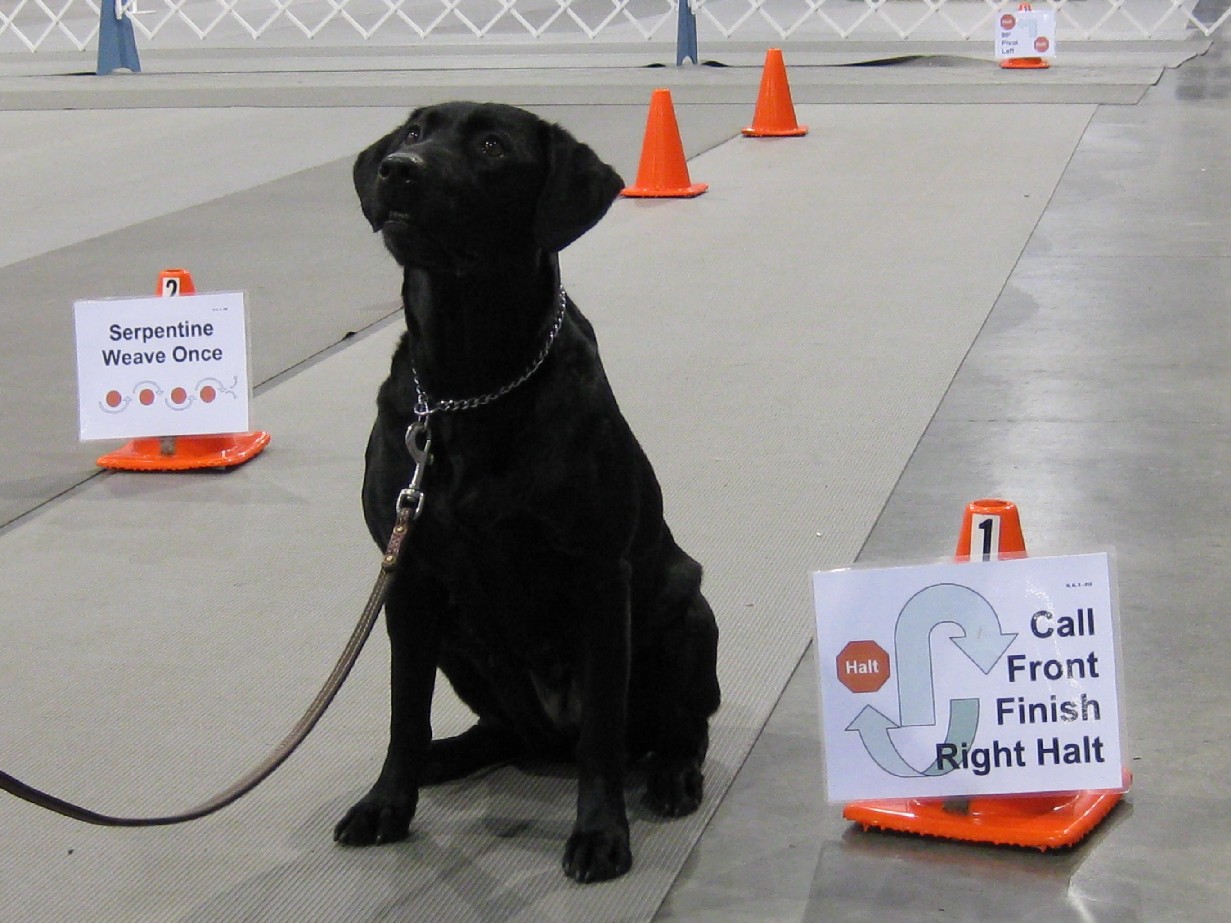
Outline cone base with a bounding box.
[742,124,809,138]
[1001,57,1050,69]
[842,769,1131,850]
[621,182,709,199]
[97,432,271,471]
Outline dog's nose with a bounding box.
[378,151,425,187]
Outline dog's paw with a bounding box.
[643,760,704,818]
[562,826,632,883]
[333,794,414,847]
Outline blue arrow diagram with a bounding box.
[895,583,1017,727]
[846,706,923,778]
[923,697,981,776]
[847,697,982,778]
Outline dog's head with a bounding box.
[354,102,625,272]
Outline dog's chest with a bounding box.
[416,508,588,733]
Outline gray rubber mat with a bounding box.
[0,103,743,530]
[0,103,1093,920]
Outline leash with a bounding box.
[0,284,564,827]
[0,430,431,828]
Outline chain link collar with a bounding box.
[410,285,568,424]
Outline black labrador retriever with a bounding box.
[334,101,721,884]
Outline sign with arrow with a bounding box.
[813,552,1124,802]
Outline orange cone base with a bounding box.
[843,768,1131,850]
[742,124,808,138]
[621,181,709,199]
[1001,57,1050,69]
[97,431,271,472]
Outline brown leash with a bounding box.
[0,429,430,827]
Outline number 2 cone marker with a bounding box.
[96,269,271,472]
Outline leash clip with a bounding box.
[397,420,432,522]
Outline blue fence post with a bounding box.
[676,0,698,65]
[97,0,141,75]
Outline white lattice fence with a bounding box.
[2,0,1227,51]
[697,0,1228,40]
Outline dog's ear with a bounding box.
[353,124,405,231]
[534,123,625,253]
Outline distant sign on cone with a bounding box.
[622,89,708,199]
[997,3,1053,69]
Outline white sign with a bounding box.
[996,8,1056,61]
[74,291,251,441]
[813,553,1123,803]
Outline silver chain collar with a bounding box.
[410,285,568,424]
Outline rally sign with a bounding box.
[996,7,1056,61]
[813,553,1123,803]
[74,291,251,441]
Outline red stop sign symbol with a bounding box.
[836,640,891,693]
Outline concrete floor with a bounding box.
[661,37,1231,923]
[2,30,1230,923]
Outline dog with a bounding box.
[333,101,721,884]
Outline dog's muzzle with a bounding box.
[379,151,425,191]
[375,152,427,230]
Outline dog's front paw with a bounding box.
[333,793,414,846]
[562,826,632,883]
[644,759,704,818]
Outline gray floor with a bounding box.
[662,38,1231,923]
[1,32,1229,923]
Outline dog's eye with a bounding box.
[480,136,506,158]
[405,125,421,143]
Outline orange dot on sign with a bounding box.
[837,640,891,694]
[171,387,187,405]
[1034,36,1050,52]
[1001,13,1015,28]
[105,390,122,408]
[200,385,217,403]
[139,389,155,406]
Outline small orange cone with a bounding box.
[955,497,1026,560]
[622,89,708,199]
[1000,3,1050,69]
[841,498,1130,849]
[156,267,195,297]
[742,48,808,138]
[96,269,271,472]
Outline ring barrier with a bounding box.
[2,0,1226,56]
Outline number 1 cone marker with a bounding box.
[743,48,808,138]
[841,498,1130,849]
[622,89,708,199]
[955,497,1026,560]
[96,269,271,472]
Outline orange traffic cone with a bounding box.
[954,497,1026,560]
[1001,3,1050,69]
[96,269,271,472]
[156,267,195,297]
[742,48,808,138]
[622,89,708,199]
[842,499,1130,849]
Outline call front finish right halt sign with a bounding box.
[813,552,1125,804]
